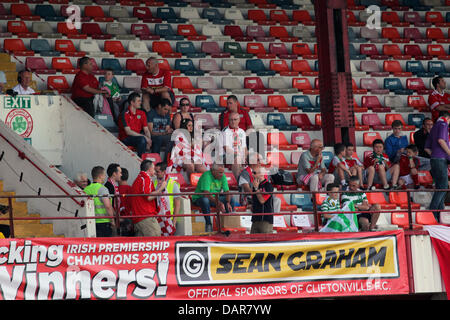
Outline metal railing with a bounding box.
[0,187,448,238]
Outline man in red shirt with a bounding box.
[141,57,174,111]
[428,76,450,122]
[71,57,109,118]
[118,92,152,157]
[219,95,253,131]
[130,160,167,237]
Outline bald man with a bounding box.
[140,57,174,111]
[296,139,334,191]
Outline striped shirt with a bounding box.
[341,191,367,206]
[320,196,340,212]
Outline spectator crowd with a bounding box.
[5,58,450,237]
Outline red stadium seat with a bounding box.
[385,114,415,131]
[362,113,390,130]
[267,132,297,150]
[418,171,433,187]
[57,22,87,39]
[292,43,314,57]
[406,78,432,94]
[292,77,317,94]
[152,41,181,58]
[3,39,34,56]
[55,39,85,57]
[415,211,438,226]
[81,23,111,39]
[290,114,320,131]
[270,10,291,23]
[84,5,113,22]
[141,153,162,164]
[126,58,146,74]
[407,95,428,111]
[47,75,70,93]
[7,21,36,37]
[391,212,415,229]
[104,41,134,57]
[52,57,77,73]
[265,152,297,170]
[248,9,271,24]
[427,44,450,59]
[389,192,420,209]
[291,60,316,75]
[366,192,396,210]
[363,132,383,147]
[172,77,202,94]
[383,60,412,77]
[269,59,290,73]
[267,95,297,112]
[426,28,449,42]
[11,3,40,20]
[293,10,315,25]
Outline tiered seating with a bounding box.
[1,0,447,233]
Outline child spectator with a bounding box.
[364,139,400,190]
[397,144,420,189]
[342,176,380,231]
[328,143,353,188]
[320,183,341,221]
[344,143,365,189]
[100,69,121,123]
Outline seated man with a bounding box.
[192,163,236,232]
[147,98,173,155]
[296,139,334,191]
[222,112,248,179]
[118,92,152,157]
[13,70,35,95]
[364,139,400,190]
[384,120,408,163]
[342,176,380,231]
[141,57,174,111]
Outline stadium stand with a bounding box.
[0,0,449,237]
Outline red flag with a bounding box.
[424,225,450,299]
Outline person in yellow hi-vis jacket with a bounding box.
[84,166,116,237]
[154,162,181,236]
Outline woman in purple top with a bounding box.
[424,111,450,222]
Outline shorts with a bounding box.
[357,212,372,223]
[134,217,161,237]
[399,174,414,185]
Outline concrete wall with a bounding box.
[0,117,95,237]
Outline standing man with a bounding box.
[296,139,335,191]
[104,163,122,227]
[130,160,167,237]
[428,76,450,123]
[13,70,35,95]
[72,57,109,118]
[250,165,274,234]
[118,92,152,157]
[425,111,450,222]
[84,166,116,237]
[141,57,174,112]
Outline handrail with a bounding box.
[0,132,85,207]
[0,188,449,238]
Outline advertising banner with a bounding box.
[0,230,409,300]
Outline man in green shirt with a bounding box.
[341,176,381,231]
[193,164,235,232]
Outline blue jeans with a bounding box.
[194,195,236,225]
[122,136,147,157]
[151,134,171,154]
[429,158,448,222]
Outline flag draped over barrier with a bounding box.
[320,201,359,233]
[424,225,450,300]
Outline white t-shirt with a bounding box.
[222,126,246,160]
[12,84,35,95]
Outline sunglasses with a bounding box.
[180,103,190,107]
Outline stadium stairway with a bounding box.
[0,180,59,238]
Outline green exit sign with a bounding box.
[3,96,31,109]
